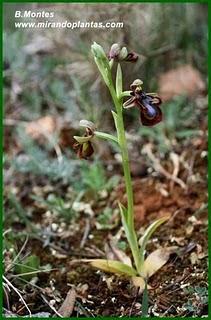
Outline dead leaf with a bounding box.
[141,246,177,278]
[131,276,152,293]
[185,225,194,236]
[190,252,199,265]
[102,275,114,290]
[25,116,57,141]
[158,65,205,101]
[170,236,186,246]
[59,126,77,148]
[84,259,137,277]
[57,288,76,317]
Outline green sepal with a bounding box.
[73,135,92,143]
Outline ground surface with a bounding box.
[4,125,208,317]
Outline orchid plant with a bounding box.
[73,43,174,314]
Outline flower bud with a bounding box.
[108,44,138,63]
[91,42,107,60]
[118,47,128,60]
[108,43,121,59]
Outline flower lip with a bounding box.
[73,122,95,159]
[139,102,162,126]
[73,140,94,159]
[137,94,162,126]
[123,81,162,126]
[141,98,158,118]
[125,52,139,63]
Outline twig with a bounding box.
[80,219,91,248]
[40,294,62,317]
[10,268,57,278]
[169,152,180,191]
[143,144,187,190]
[6,236,29,272]
[3,276,32,317]
[3,284,11,310]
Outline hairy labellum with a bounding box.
[123,81,162,126]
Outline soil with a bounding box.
[3,138,208,317]
[3,91,208,318]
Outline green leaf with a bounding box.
[175,129,201,138]
[119,203,142,274]
[85,259,137,276]
[111,110,121,139]
[119,204,139,255]
[91,42,107,60]
[111,110,118,127]
[94,131,118,144]
[91,43,112,87]
[139,216,169,265]
[15,255,40,280]
[116,63,123,99]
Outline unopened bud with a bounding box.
[108,43,121,59]
[119,47,128,60]
[91,42,107,60]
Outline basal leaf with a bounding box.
[141,246,177,278]
[85,259,137,276]
[118,203,142,274]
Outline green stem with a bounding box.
[109,85,134,229]
[92,45,142,273]
[109,85,143,274]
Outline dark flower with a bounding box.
[123,79,162,126]
[108,43,138,63]
[73,139,94,159]
[124,52,138,63]
[73,124,95,159]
